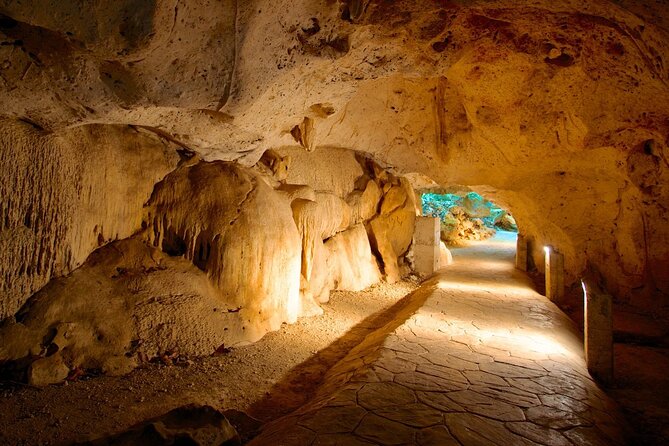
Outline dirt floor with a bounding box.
[0,280,418,445]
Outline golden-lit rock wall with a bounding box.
[0,120,178,319]
[145,160,306,342]
[1,0,668,312]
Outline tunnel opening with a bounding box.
[420,190,517,246]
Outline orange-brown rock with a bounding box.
[0,120,178,320]
[1,0,668,376]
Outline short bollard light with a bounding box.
[515,234,528,271]
[581,278,614,384]
[544,245,564,301]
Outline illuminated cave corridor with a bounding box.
[1,0,669,445]
[420,190,517,244]
[249,233,625,445]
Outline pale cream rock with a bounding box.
[368,178,417,283]
[0,120,179,320]
[325,224,382,291]
[347,179,382,224]
[413,217,441,277]
[145,161,306,341]
[439,241,453,268]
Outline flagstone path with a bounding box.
[248,233,627,446]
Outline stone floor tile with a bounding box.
[410,323,450,341]
[537,358,589,376]
[468,385,541,408]
[375,354,417,374]
[385,335,428,355]
[447,390,525,421]
[463,370,509,387]
[447,349,494,364]
[369,365,395,382]
[479,361,546,379]
[416,363,469,384]
[546,370,589,389]
[422,350,479,370]
[532,375,588,400]
[373,402,443,428]
[539,393,589,413]
[563,426,614,446]
[297,405,367,434]
[509,348,557,361]
[354,413,416,445]
[420,339,470,356]
[449,333,484,347]
[524,405,593,429]
[313,433,377,445]
[395,351,431,364]
[506,377,554,395]
[325,387,360,407]
[394,371,464,392]
[416,425,460,446]
[445,413,536,446]
[357,382,416,410]
[416,390,466,413]
[505,421,573,446]
[494,355,546,372]
[350,369,382,384]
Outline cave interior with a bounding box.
[1,0,669,445]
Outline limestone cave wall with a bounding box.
[1,0,669,383]
[226,0,669,309]
[0,120,179,320]
[0,132,417,383]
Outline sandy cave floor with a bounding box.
[0,280,419,445]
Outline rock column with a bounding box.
[413,217,440,277]
[582,278,614,384]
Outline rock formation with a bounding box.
[0,121,179,320]
[80,404,240,446]
[0,144,416,383]
[1,0,669,382]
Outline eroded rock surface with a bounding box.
[146,160,307,343]
[0,120,179,320]
[1,0,669,385]
[0,149,416,383]
[80,404,240,446]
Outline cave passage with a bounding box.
[2,0,669,444]
[249,233,626,445]
[421,191,517,246]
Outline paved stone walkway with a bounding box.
[248,233,627,445]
